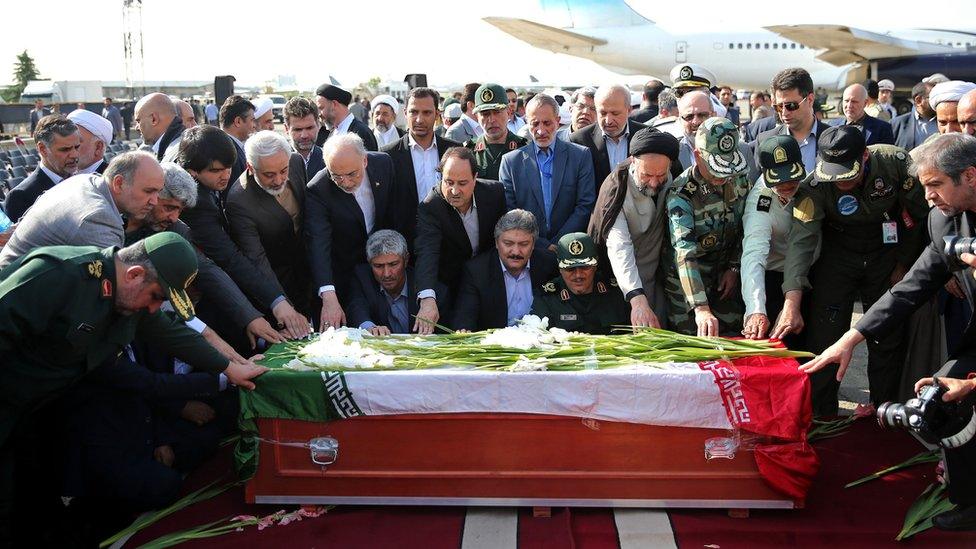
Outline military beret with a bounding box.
[315,84,352,105]
[628,127,679,162]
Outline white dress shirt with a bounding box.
[334,113,355,134]
[352,172,376,233]
[39,164,65,185]
[409,134,440,203]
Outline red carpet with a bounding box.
[126,419,976,548]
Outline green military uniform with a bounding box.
[784,127,930,415]
[663,118,749,336]
[0,234,225,540]
[530,233,629,334]
[465,130,526,180]
[465,83,526,180]
[532,275,629,334]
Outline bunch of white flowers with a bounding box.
[479,315,573,350]
[294,327,395,369]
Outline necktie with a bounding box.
[537,147,554,230]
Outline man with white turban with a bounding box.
[370,94,403,147]
[66,109,114,174]
[252,97,275,131]
[929,80,976,134]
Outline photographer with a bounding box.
[802,132,976,530]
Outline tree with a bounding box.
[1,50,41,103]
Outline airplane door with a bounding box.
[675,41,687,63]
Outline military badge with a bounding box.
[895,151,907,161]
[597,281,607,293]
[718,134,735,154]
[560,289,570,301]
[101,279,113,298]
[568,239,584,255]
[793,197,815,222]
[87,260,103,278]
[773,147,787,163]
[903,178,914,191]
[757,195,772,212]
[542,282,556,293]
[701,233,718,249]
[480,87,494,103]
[679,66,693,81]
[837,194,859,215]
[874,178,885,190]
[76,323,94,333]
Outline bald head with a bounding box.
[958,89,976,136]
[842,84,867,123]
[175,100,197,129]
[595,84,632,138]
[678,91,714,137]
[134,93,178,145]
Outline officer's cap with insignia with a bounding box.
[759,135,806,187]
[556,232,598,269]
[473,83,509,114]
[669,63,716,89]
[142,232,199,321]
[815,125,866,183]
[694,117,747,178]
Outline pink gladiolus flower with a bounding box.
[298,505,328,518]
[231,515,257,522]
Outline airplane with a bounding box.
[484,0,976,92]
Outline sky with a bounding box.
[2,0,975,92]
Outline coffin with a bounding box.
[239,355,815,508]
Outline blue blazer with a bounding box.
[498,138,596,248]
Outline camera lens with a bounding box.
[943,236,976,258]
[877,401,909,429]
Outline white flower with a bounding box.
[283,359,315,372]
[297,327,395,369]
[510,355,547,372]
[519,315,549,330]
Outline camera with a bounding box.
[944,236,976,259]
[877,379,976,448]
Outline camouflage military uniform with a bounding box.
[531,274,629,334]
[465,131,526,180]
[663,165,749,335]
[784,142,929,415]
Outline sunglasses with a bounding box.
[681,112,712,122]
[774,96,810,113]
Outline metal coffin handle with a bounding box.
[309,436,339,466]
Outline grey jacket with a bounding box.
[0,174,124,269]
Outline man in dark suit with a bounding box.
[306,133,397,330]
[452,209,557,330]
[28,99,50,134]
[4,116,80,221]
[382,87,460,246]
[313,84,378,151]
[754,67,826,174]
[177,125,311,340]
[744,115,777,143]
[347,230,450,334]
[500,93,596,251]
[226,131,313,318]
[629,80,665,124]
[124,163,283,353]
[284,96,326,182]
[892,82,938,151]
[414,148,507,333]
[801,132,976,531]
[571,84,648,194]
[219,95,255,186]
[135,93,185,162]
[833,83,894,146]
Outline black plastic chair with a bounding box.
[11,166,27,178]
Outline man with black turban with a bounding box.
[588,127,679,329]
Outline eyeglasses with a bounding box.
[680,112,712,122]
[329,169,360,183]
[774,96,810,113]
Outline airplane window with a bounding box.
[790,43,796,49]
[755,43,760,49]
[764,43,769,49]
[773,43,778,49]
[738,43,743,49]
[729,43,734,49]
[747,43,752,49]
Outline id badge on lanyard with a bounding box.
[882,212,898,244]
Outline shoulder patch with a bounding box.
[86,260,103,278]
[793,197,815,223]
[542,281,557,293]
[560,289,570,302]
[757,195,772,212]
[895,151,907,162]
[597,281,607,294]
[903,177,915,191]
